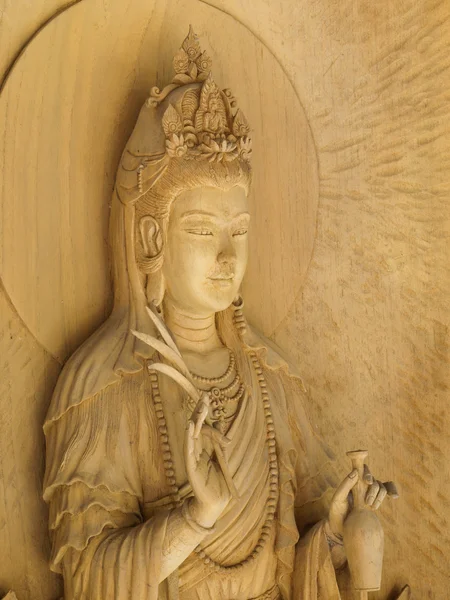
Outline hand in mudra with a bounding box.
[184,393,232,528]
[327,465,397,539]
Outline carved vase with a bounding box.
[343,450,384,592]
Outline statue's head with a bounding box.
[138,178,250,317]
[116,27,252,318]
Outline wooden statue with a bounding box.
[43,27,398,600]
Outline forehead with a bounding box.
[171,186,249,221]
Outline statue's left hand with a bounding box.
[327,465,388,539]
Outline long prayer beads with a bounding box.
[149,350,279,572]
[149,370,180,507]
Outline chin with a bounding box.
[202,287,239,314]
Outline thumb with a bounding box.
[332,469,359,505]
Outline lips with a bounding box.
[208,268,235,280]
[208,273,235,288]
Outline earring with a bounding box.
[232,294,247,338]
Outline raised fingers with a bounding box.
[184,421,197,477]
[366,480,387,509]
[363,464,374,485]
[365,480,380,506]
[192,394,210,439]
[373,482,387,510]
[201,424,231,449]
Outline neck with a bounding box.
[163,299,223,355]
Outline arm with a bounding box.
[62,498,212,599]
[57,396,230,600]
[159,499,213,581]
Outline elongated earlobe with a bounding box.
[138,216,166,304]
[146,271,165,307]
[139,216,163,258]
[137,215,164,276]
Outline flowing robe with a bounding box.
[44,338,342,600]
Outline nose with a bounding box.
[217,233,236,267]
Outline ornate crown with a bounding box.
[147,26,252,164]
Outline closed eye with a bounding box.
[186,229,214,236]
[233,228,248,236]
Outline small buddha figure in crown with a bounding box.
[201,91,225,133]
[43,26,395,600]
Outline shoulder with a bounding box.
[243,325,307,408]
[43,367,152,499]
[44,318,146,430]
[245,325,306,385]
[46,364,150,435]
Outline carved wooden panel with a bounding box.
[0,0,448,598]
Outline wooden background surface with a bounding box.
[0,1,449,598]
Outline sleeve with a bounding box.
[278,372,345,598]
[43,382,169,600]
[260,360,339,598]
[292,522,341,600]
[283,370,337,526]
[265,365,338,529]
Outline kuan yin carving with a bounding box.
[43,27,400,600]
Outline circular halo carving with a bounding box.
[0,0,318,361]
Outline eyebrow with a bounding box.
[180,210,250,221]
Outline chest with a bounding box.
[139,353,279,513]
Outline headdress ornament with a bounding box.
[148,26,252,165]
[116,26,252,205]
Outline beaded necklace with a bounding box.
[191,349,236,385]
[191,350,245,431]
[148,350,279,572]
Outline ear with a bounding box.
[139,216,163,258]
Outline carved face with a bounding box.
[162,186,249,316]
[208,96,219,112]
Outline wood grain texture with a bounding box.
[0,0,73,86]
[1,4,71,597]
[0,282,62,599]
[0,0,449,598]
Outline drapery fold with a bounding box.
[44,343,339,599]
[293,522,341,599]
